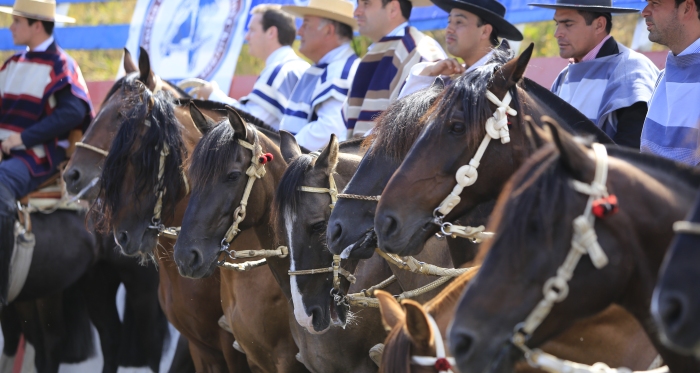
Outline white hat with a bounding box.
[0,0,76,23]
[282,0,357,30]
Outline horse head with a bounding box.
[272,132,361,334]
[64,47,185,200]
[449,118,700,373]
[174,107,286,278]
[326,79,446,259]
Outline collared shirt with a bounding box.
[25,36,54,54]
[368,22,409,51]
[572,35,611,63]
[679,36,700,56]
[399,50,494,99]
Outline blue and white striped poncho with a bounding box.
[240,46,310,129]
[279,43,359,151]
[551,42,658,139]
[641,38,700,166]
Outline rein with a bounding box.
[508,143,649,373]
[411,313,457,373]
[431,89,517,242]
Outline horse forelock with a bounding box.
[188,120,243,190]
[93,83,185,231]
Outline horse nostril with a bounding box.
[659,291,688,333]
[189,249,202,269]
[329,222,342,245]
[379,214,399,239]
[451,330,475,359]
[65,168,80,183]
[116,231,129,247]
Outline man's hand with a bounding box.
[191,81,219,100]
[1,133,22,154]
[419,59,465,77]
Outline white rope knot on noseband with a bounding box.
[432,90,515,240]
[411,313,457,373]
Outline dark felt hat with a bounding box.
[528,0,639,13]
[431,0,524,41]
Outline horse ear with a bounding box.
[430,76,446,90]
[491,43,534,91]
[543,116,594,180]
[315,135,339,172]
[376,290,405,332]
[189,103,217,134]
[123,48,138,74]
[225,106,249,140]
[524,115,551,149]
[402,300,433,349]
[280,131,302,164]
[138,47,158,91]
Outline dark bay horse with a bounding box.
[652,193,700,358]
[171,108,309,372]
[449,120,700,373]
[376,266,656,373]
[74,59,250,371]
[373,45,610,257]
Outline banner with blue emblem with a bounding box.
[125,0,252,94]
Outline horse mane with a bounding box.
[271,153,316,240]
[424,49,514,154]
[92,78,185,231]
[424,267,480,315]
[363,81,445,161]
[102,73,189,106]
[483,141,700,268]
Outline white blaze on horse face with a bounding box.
[287,209,316,332]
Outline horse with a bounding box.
[652,192,700,359]
[449,119,700,373]
[74,54,250,372]
[376,265,657,373]
[326,78,485,266]
[372,45,611,258]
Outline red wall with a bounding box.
[86,51,668,111]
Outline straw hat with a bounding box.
[0,0,76,23]
[282,0,357,30]
[528,0,639,13]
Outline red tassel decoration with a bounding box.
[592,195,618,218]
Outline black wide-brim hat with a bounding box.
[528,0,639,13]
[431,0,524,41]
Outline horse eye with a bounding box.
[450,121,466,135]
[226,171,241,182]
[310,222,326,233]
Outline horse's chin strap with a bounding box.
[432,90,515,242]
[411,313,457,373]
[511,143,620,373]
[217,130,288,269]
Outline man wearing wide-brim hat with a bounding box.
[0,0,93,301]
[343,0,447,138]
[277,0,361,151]
[529,0,658,149]
[399,0,524,98]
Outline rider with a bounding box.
[640,0,700,165]
[278,0,360,151]
[192,4,310,129]
[399,0,524,98]
[343,0,447,138]
[0,0,93,303]
[529,0,659,149]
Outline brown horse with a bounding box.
[376,267,657,373]
[67,50,249,372]
[449,120,700,373]
[372,45,610,257]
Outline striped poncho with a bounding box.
[551,41,658,140]
[343,26,446,137]
[641,38,700,165]
[0,43,92,176]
